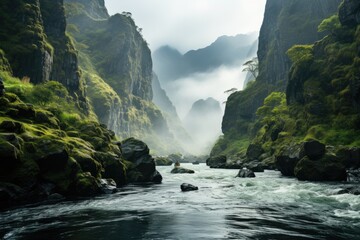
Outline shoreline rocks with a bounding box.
[171,166,195,174]
[181,183,198,192]
[236,168,256,178]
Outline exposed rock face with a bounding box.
[339,0,360,26]
[68,0,109,19]
[221,0,341,136]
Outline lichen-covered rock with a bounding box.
[336,147,360,169]
[94,152,126,186]
[0,120,25,134]
[236,168,256,178]
[73,172,100,197]
[171,167,195,174]
[294,154,347,181]
[0,140,21,174]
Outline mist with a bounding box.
[158,64,249,155]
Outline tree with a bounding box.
[242,57,258,79]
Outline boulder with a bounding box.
[339,0,360,27]
[236,168,256,178]
[171,167,195,174]
[276,143,305,176]
[94,152,126,186]
[246,144,264,161]
[73,172,101,197]
[336,147,360,169]
[0,182,25,209]
[72,150,102,179]
[206,155,227,168]
[337,186,360,195]
[99,179,117,194]
[181,183,198,192]
[294,154,347,181]
[152,170,163,184]
[243,161,265,172]
[120,138,162,183]
[303,140,325,160]
[36,142,69,172]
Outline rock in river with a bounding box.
[181,183,198,192]
[171,167,195,174]
[236,168,256,178]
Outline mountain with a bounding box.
[153,33,258,82]
[184,98,222,154]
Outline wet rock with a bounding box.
[294,154,347,181]
[236,168,256,178]
[276,143,305,176]
[152,170,163,184]
[206,155,227,168]
[243,161,265,172]
[120,138,162,183]
[47,193,65,201]
[171,167,195,174]
[74,172,101,197]
[99,179,117,194]
[303,140,325,160]
[181,183,198,192]
[94,152,126,186]
[336,147,360,169]
[0,182,25,209]
[246,144,264,161]
[337,186,360,195]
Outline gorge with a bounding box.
[0,0,360,239]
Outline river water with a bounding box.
[1,164,359,240]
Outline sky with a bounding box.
[105,0,266,53]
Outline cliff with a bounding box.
[64,0,181,154]
[220,0,341,140]
[213,0,360,182]
[0,0,87,110]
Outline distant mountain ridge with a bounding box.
[153,33,258,82]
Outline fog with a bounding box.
[158,64,249,154]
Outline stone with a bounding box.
[155,156,173,166]
[336,147,360,169]
[94,152,126,186]
[206,155,227,168]
[0,141,21,174]
[0,182,25,209]
[181,183,198,192]
[36,143,69,172]
[236,168,256,178]
[120,138,162,183]
[337,186,360,195]
[303,140,325,160]
[246,144,264,161]
[171,167,195,174]
[243,161,265,172]
[74,172,101,197]
[99,179,117,194]
[276,143,305,176]
[294,154,347,181]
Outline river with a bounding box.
[1,164,359,239]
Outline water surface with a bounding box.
[1,164,359,239]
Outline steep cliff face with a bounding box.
[257,0,341,87]
[0,0,87,111]
[64,0,180,154]
[217,0,341,157]
[221,0,340,134]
